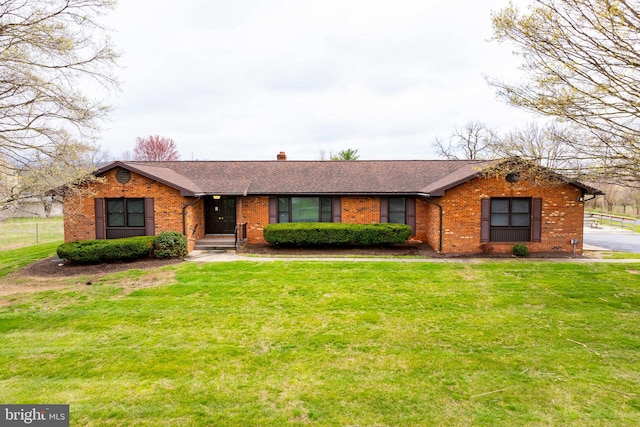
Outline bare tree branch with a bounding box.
[0,0,118,210]
[490,0,640,183]
[434,121,498,160]
[0,0,118,174]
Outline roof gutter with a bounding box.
[419,193,443,255]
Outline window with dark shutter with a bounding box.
[332,197,342,223]
[276,196,336,222]
[380,198,389,223]
[104,198,147,239]
[480,198,491,243]
[95,198,105,239]
[388,197,406,224]
[406,197,416,234]
[489,198,532,242]
[532,198,542,242]
[381,197,415,234]
[144,198,155,236]
[269,197,278,224]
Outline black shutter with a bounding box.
[532,198,542,242]
[332,197,341,223]
[480,198,491,243]
[145,198,155,236]
[269,197,278,224]
[380,197,389,223]
[95,198,105,239]
[406,197,416,234]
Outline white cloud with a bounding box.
[99,0,535,161]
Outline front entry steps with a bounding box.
[194,235,241,250]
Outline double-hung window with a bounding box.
[105,198,146,238]
[388,197,406,224]
[489,198,531,242]
[278,197,333,222]
[380,196,416,234]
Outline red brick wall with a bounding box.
[63,169,203,251]
[183,199,205,251]
[240,196,405,243]
[241,196,427,244]
[230,187,584,253]
[435,175,584,255]
[340,196,439,244]
[341,197,381,224]
[239,196,270,243]
[418,198,441,251]
[66,171,585,255]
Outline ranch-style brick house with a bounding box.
[63,153,602,255]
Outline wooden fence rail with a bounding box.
[585,212,639,230]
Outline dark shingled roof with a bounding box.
[95,159,600,196]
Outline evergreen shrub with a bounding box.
[153,231,188,258]
[512,244,530,257]
[263,223,412,246]
[57,236,154,264]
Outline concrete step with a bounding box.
[194,236,242,250]
[194,242,236,250]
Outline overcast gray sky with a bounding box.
[100,0,534,161]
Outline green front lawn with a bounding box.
[0,241,61,277]
[1,260,639,426]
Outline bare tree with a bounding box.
[133,135,181,161]
[632,190,640,215]
[490,0,640,182]
[0,0,118,173]
[0,0,118,213]
[598,183,620,212]
[618,186,635,215]
[1,144,106,215]
[490,121,583,172]
[434,121,498,160]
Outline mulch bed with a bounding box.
[19,257,184,278]
[237,243,583,259]
[237,243,439,257]
[19,243,585,278]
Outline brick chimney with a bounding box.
[276,151,287,161]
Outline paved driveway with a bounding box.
[584,225,640,253]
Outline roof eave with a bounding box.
[246,191,421,196]
[96,161,202,196]
[571,182,604,196]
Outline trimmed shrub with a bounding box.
[512,244,529,257]
[57,236,154,264]
[263,223,412,247]
[153,231,188,259]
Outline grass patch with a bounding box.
[1,261,640,425]
[0,217,63,249]
[0,241,61,278]
[601,251,640,260]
